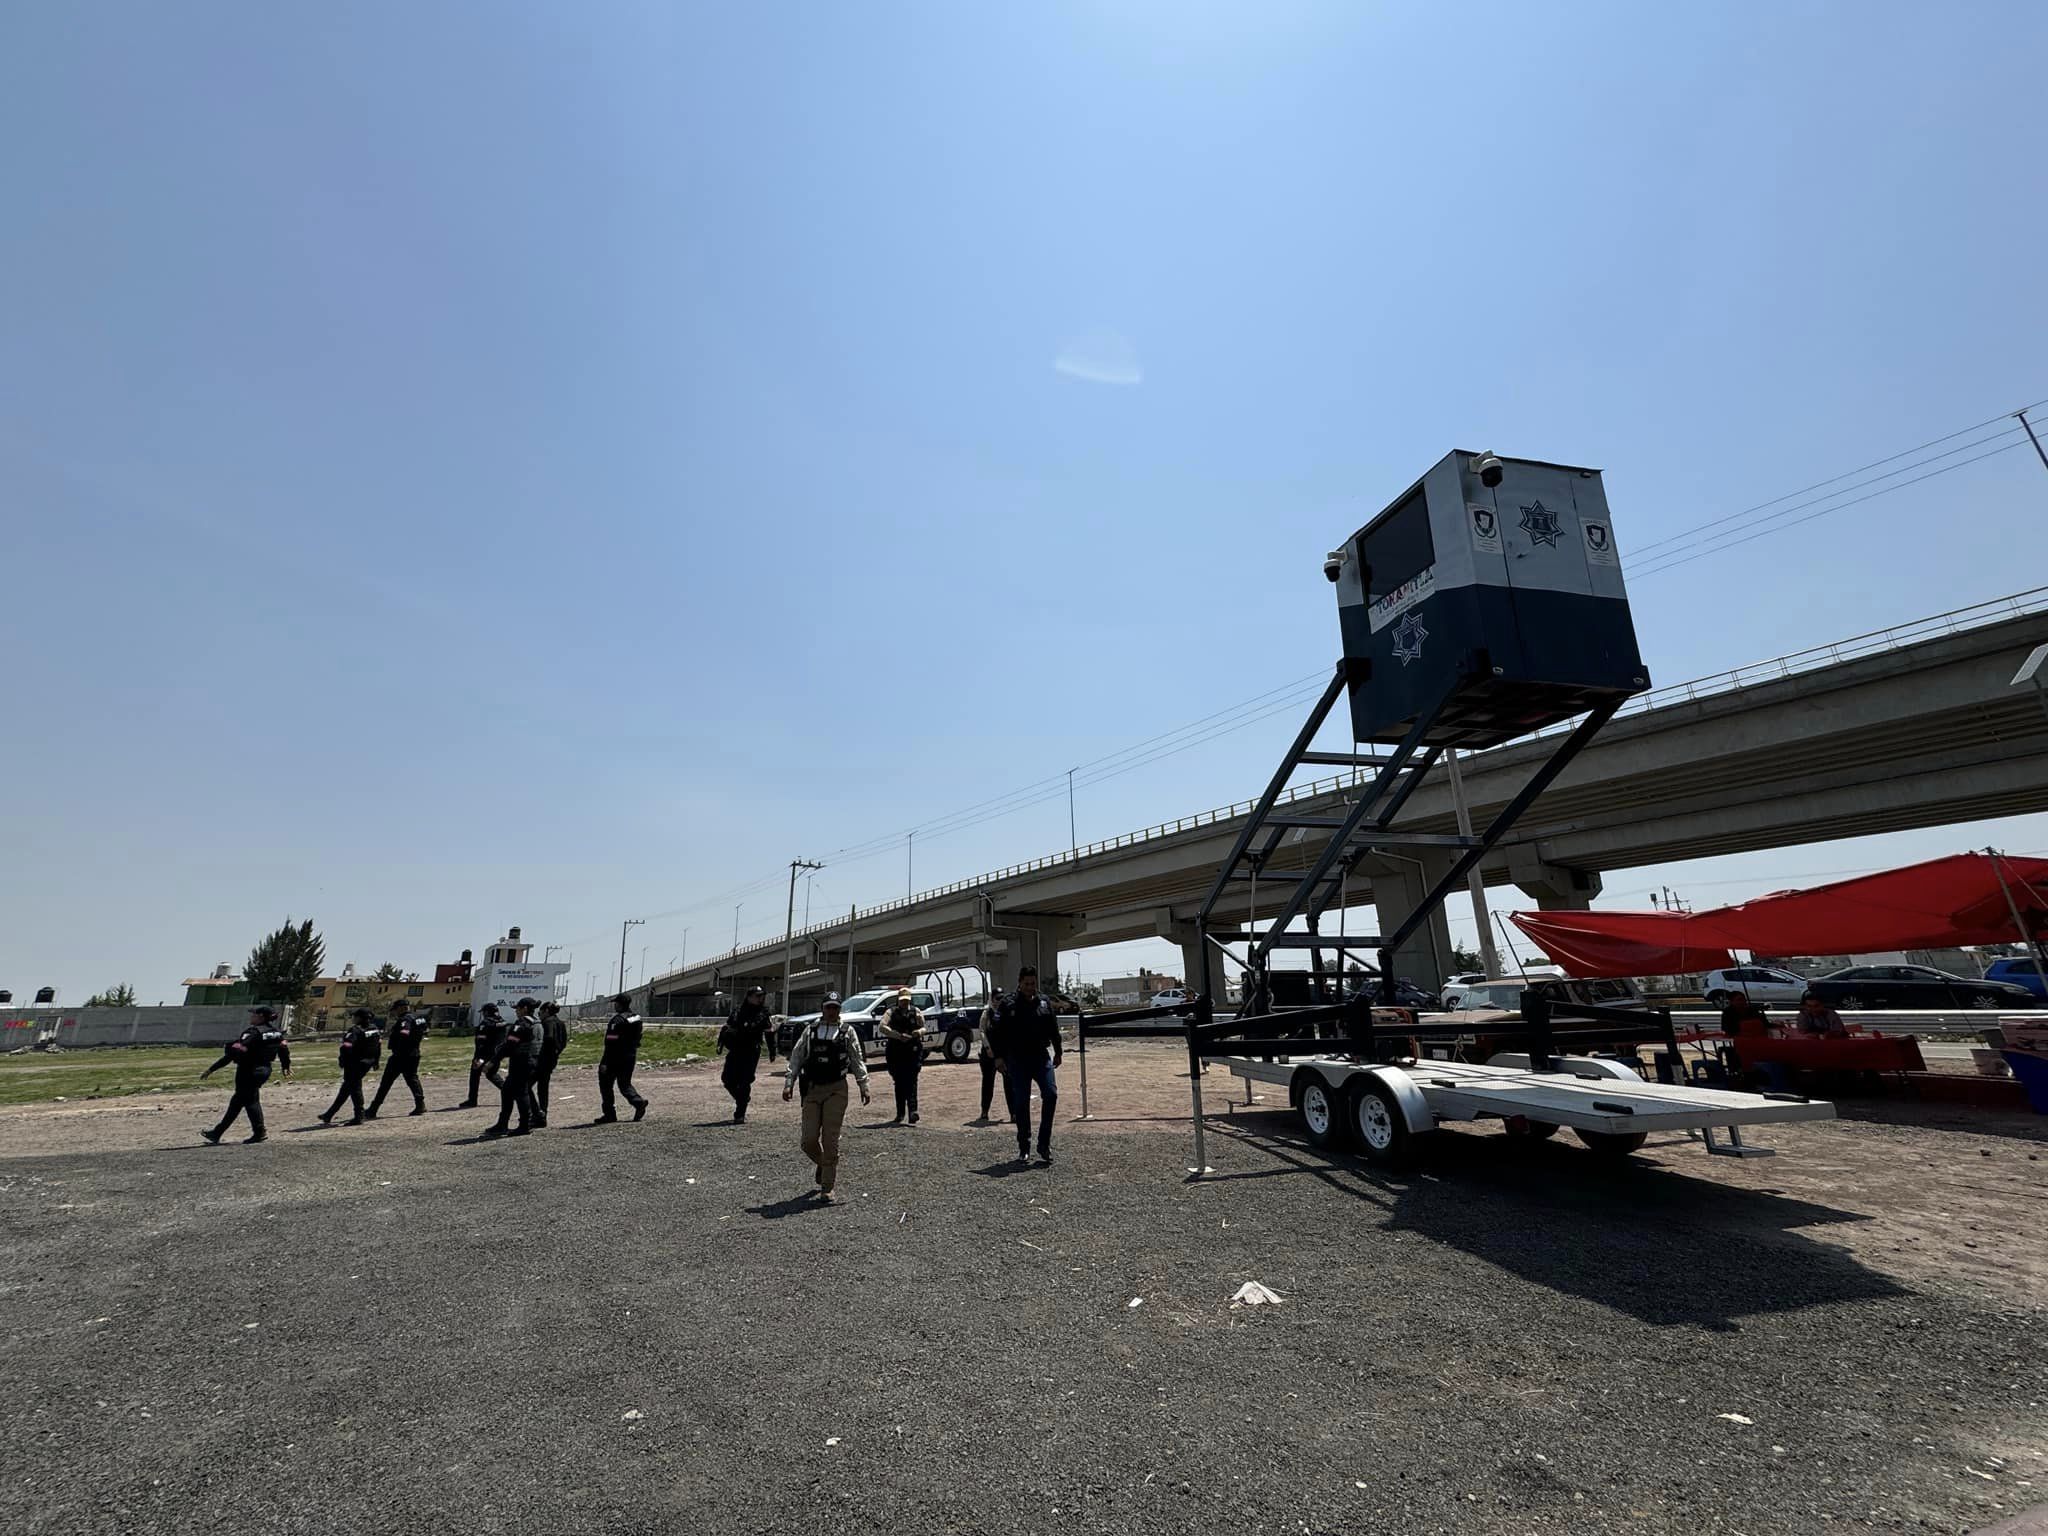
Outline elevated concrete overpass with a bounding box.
[651,591,2048,1014]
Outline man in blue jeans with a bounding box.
[990,965,1063,1167]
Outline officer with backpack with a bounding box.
[366,997,428,1118]
[200,1005,293,1144]
[595,993,649,1123]
[318,1008,381,1126]
[533,1001,569,1126]
[462,1003,508,1107]
[483,997,543,1138]
[781,994,870,1202]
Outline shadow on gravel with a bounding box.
[1829,1097,2048,1145]
[1207,1114,1903,1331]
[969,1161,1038,1179]
[746,1195,825,1219]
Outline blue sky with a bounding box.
[5,1,2047,1002]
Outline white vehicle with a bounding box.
[1440,972,1487,991]
[1150,988,1190,1009]
[1439,976,1644,1014]
[775,988,943,1059]
[1700,966,1808,1007]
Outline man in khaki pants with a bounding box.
[782,995,871,1202]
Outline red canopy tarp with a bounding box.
[1511,852,2048,979]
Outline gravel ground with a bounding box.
[2,1046,2044,1535]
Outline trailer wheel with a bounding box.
[943,1029,972,1064]
[1574,1128,1648,1158]
[1351,1080,1421,1169]
[1298,1077,1343,1150]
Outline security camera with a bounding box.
[1471,451,1505,489]
[1323,549,1346,583]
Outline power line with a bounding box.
[1630,397,2048,559]
[1632,436,2028,581]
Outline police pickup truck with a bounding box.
[774,988,985,1065]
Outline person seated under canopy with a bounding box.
[1795,992,1850,1038]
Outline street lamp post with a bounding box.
[784,858,825,1016]
[617,918,645,996]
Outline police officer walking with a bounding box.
[533,1001,568,1126]
[318,1008,380,1125]
[989,965,1063,1167]
[483,997,543,1138]
[878,987,926,1126]
[781,995,870,1201]
[462,1003,508,1108]
[367,997,429,1118]
[716,985,776,1123]
[975,995,1000,1124]
[595,993,649,1123]
[200,1005,292,1144]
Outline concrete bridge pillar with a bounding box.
[1368,852,1455,987]
[989,916,1079,996]
[1509,853,1604,912]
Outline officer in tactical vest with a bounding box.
[366,997,428,1118]
[318,1008,380,1126]
[200,1005,293,1144]
[878,987,926,1125]
[781,994,871,1201]
[533,1001,569,1126]
[462,1003,508,1107]
[595,993,649,1123]
[483,997,543,1138]
[716,985,776,1123]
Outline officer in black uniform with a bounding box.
[990,965,1063,1167]
[483,997,543,1138]
[463,1003,508,1107]
[716,985,776,1123]
[318,1008,380,1125]
[595,993,648,1123]
[200,1005,293,1144]
[878,988,926,1125]
[367,997,429,1117]
[533,1001,568,1126]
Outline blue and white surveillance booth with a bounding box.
[1327,450,1650,748]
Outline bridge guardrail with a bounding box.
[682,587,2048,980]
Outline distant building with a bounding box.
[301,958,476,1032]
[183,963,256,1008]
[469,927,571,1017]
[1100,969,1183,1008]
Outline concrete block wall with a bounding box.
[0,1006,254,1051]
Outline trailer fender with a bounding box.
[1354,1064,1433,1136]
[1486,1051,1642,1083]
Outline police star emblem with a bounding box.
[1518,500,1563,547]
[1392,608,1428,665]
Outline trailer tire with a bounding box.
[943,1030,972,1064]
[1351,1079,1422,1169]
[1574,1128,1648,1158]
[1297,1076,1344,1151]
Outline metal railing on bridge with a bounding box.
[686,587,2048,978]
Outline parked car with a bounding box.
[1440,976,1645,1014]
[1807,965,2035,1011]
[1982,957,2048,1002]
[1700,966,1809,1007]
[775,988,944,1058]
[1441,972,1487,990]
[1149,988,1190,1009]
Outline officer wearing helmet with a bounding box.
[781,993,870,1202]
[463,1003,509,1107]
[716,985,776,1123]
[200,1005,293,1144]
[318,1007,381,1126]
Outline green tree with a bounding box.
[85,983,138,1008]
[1449,944,1485,974]
[245,918,326,1015]
[1061,975,1104,1008]
[372,962,405,982]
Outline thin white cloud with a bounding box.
[1053,330,1143,386]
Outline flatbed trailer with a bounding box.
[1217,1050,1836,1168]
